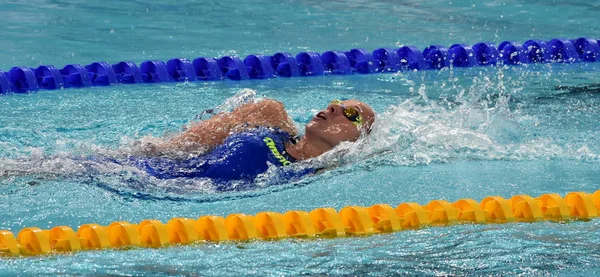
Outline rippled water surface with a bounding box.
[1,0,600,276]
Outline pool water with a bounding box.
[1,0,600,276]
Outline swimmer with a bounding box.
[132,98,376,190]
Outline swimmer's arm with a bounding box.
[146,99,298,153]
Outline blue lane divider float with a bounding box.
[140,60,172,83]
[218,56,248,80]
[397,46,426,70]
[321,50,352,75]
[9,67,39,92]
[1,37,599,95]
[448,44,476,67]
[270,52,300,77]
[86,62,118,86]
[472,42,499,66]
[192,57,221,80]
[245,55,275,79]
[522,40,552,63]
[61,64,91,88]
[372,48,401,72]
[34,65,64,90]
[344,49,375,74]
[112,61,143,84]
[166,58,196,82]
[422,45,449,69]
[296,52,324,76]
[0,71,11,93]
[572,38,600,62]
[497,41,526,65]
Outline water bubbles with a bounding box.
[417,84,428,99]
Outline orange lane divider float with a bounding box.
[1,190,599,257]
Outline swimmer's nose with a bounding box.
[327,103,341,115]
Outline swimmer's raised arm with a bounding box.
[142,99,298,155]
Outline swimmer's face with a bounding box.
[305,99,375,148]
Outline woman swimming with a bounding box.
[130,98,376,190]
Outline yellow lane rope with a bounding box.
[1,190,599,257]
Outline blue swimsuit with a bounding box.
[132,127,314,191]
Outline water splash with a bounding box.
[323,71,598,172]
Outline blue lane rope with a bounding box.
[1,37,599,95]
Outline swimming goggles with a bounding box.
[330,99,363,127]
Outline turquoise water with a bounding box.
[1,0,600,276]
